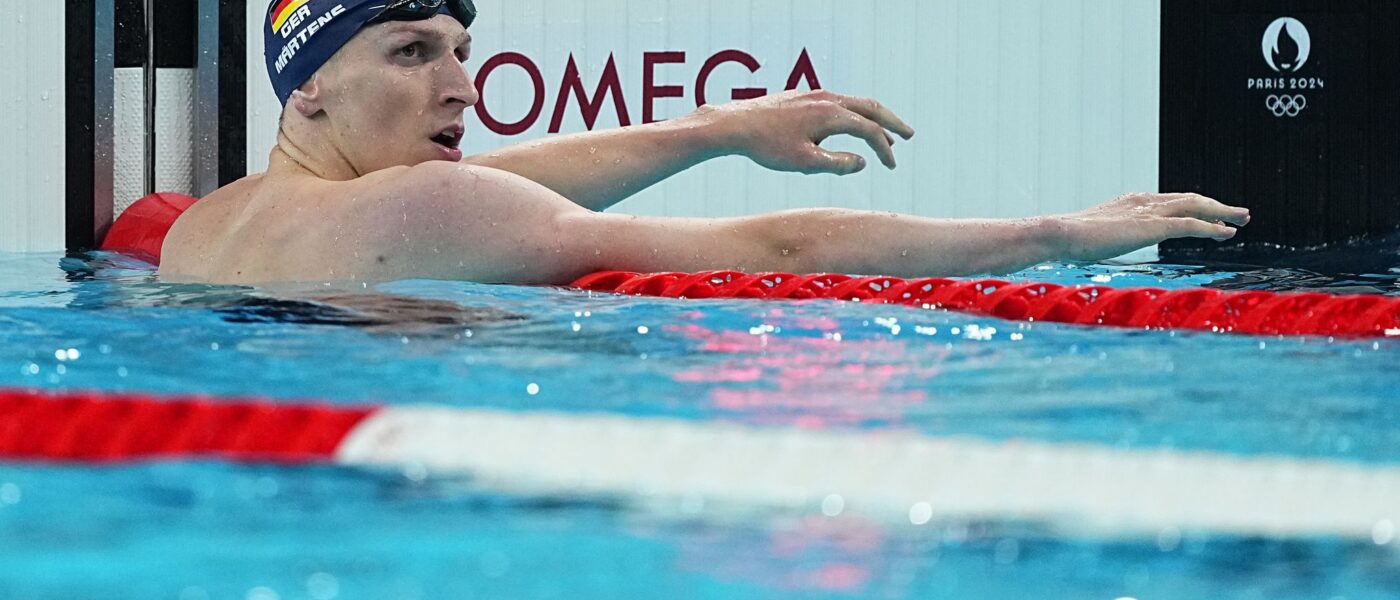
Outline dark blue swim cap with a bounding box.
[264,0,456,105]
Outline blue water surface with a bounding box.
[0,248,1397,599]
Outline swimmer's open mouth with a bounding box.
[431,126,464,149]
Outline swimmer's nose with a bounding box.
[439,59,479,108]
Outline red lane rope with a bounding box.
[0,389,376,463]
[571,271,1400,338]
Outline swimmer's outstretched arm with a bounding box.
[464,90,914,213]
[353,163,1247,286]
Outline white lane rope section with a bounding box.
[337,407,1400,541]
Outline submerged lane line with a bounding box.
[340,407,1400,541]
[2,389,1395,541]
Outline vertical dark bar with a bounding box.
[1159,0,1204,198]
[144,0,157,196]
[195,0,221,195]
[1368,1,1400,236]
[65,2,96,249]
[154,0,197,67]
[115,0,145,68]
[220,0,248,187]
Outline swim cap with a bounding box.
[264,0,455,105]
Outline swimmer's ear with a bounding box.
[288,75,326,117]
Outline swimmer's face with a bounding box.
[310,15,477,173]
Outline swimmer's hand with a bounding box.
[1051,193,1252,261]
[703,89,916,175]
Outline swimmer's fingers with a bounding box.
[802,147,867,175]
[820,109,898,169]
[1159,193,1252,227]
[829,93,916,140]
[1163,217,1238,242]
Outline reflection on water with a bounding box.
[1162,228,1400,296]
[0,238,1398,599]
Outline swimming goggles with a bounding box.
[369,0,477,29]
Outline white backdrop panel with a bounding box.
[0,3,66,252]
[246,0,1161,219]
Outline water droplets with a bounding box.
[820,494,844,516]
[306,573,339,600]
[0,483,20,505]
[908,501,933,525]
[1373,519,1395,545]
[246,587,280,600]
[1156,526,1182,552]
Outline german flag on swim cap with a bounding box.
[269,0,312,33]
[264,0,456,106]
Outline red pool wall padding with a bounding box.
[101,193,199,263]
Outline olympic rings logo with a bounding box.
[1265,94,1307,117]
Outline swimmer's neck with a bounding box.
[270,128,364,181]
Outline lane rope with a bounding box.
[0,389,373,463]
[4,389,1398,541]
[571,271,1400,339]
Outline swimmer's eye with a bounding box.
[397,43,423,59]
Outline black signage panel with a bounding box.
[1161,0,1400,251]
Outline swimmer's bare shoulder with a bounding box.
[161,160,789,286]
[160,162,604,285]
[159,174,266,282]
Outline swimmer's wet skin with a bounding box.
[158,0,1251,286]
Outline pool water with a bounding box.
[0,241,1397,599]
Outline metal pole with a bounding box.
[93,0,116,242]
[194,0,222,196]
[143,0,156,196]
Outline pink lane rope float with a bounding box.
[106,193,1400,339]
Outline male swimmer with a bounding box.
[160,0,1251,284]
